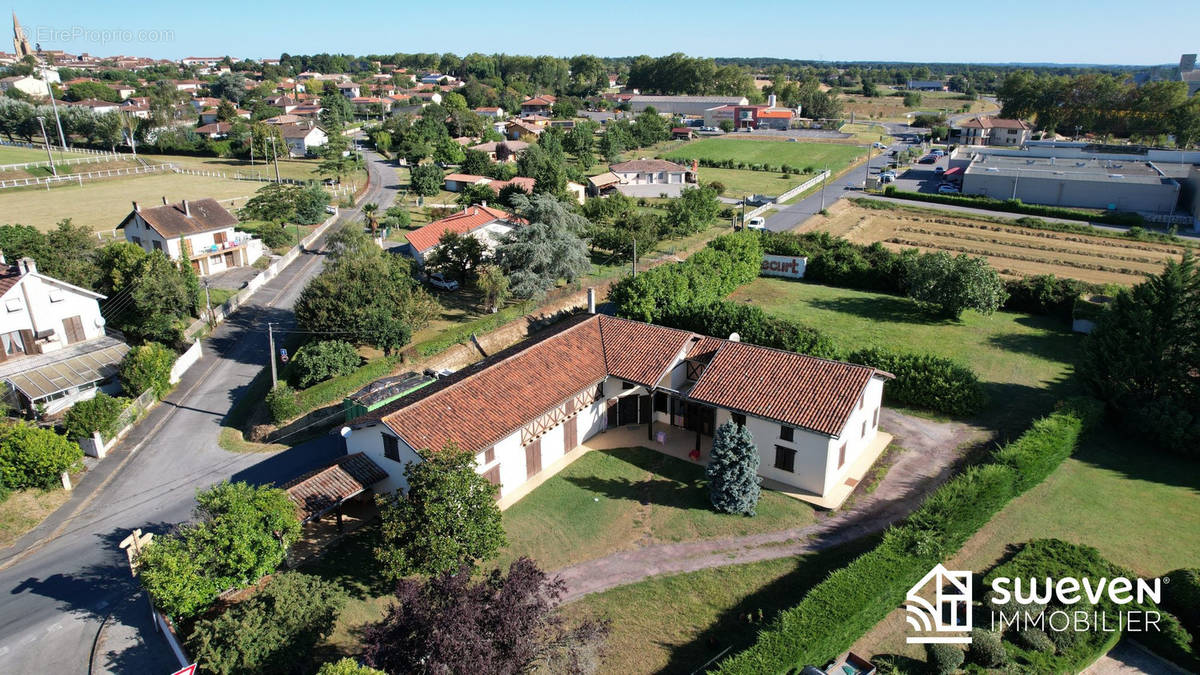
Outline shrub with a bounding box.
[256,221,292,249]
[967,628,1007,667]
[290,340,361,388]
[186,572,345,675]
[119,342,176,398]
[1014,627,1055,653]
[1004,274,1092,320]
[924,643,963,675]
[317,660,386,675]
[0,422,83,489]
[265,385,300,424]
[63,393,126,440]
[658,301,838,360]
[847,347,986,416]
[1162,568,1200,635]
[707,421,761,515]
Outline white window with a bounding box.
[48,289,64,303]
[5,298,23,312]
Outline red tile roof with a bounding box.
[284,453,388,522]
[0,264,21,297]
[687,339,877,437]
[405,205,518,254]
[357,315,888,454]
[958,116,1031,130]
[597,315,691,386]
[373,315,609,454]
[522,95,556,107]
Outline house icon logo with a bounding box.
[905,563,973,644]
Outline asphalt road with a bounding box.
[0,148,398,673]
[764,122,919,232]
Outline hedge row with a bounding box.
[759,230,1096,321]
[689,157,817,175]
[714,399,1102,674]
[881,186,1146,227]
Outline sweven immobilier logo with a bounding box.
[905,563,1164,644]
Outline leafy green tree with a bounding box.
[409,163,444,196]
[112,251,201,344]
[425,230,488,283]
[718,119,735,133]
[290,340,361,388]
[294,183,331,225]
[492,193,590,299]
[903,91,923,108]
[193,481,301,582]
[186,572,345,675]
[633,107,670,146]
[216,99,238,122]
[903,251,1007,319]
[380,205,411,231]
[375,443,506,578]
[119,342,176,398]
[239,183,301,223]
[433,137,466,165]
[319,92,353,129]
[0,422,83,489]
[294,244,438,354]
[371,130,392,155]
[476,265,509,312]
[516,141,567,195]
[136,528,223,619]
[66,81,121,102]
[706,421,761,516]
[63,393,125,440]
[1080,254,1200,454]
[361,202,380,234]
[460,148,492,175]
[265,384,300,423]
[665,185,720,236]
[455,182,496,208]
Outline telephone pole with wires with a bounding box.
[267,322,277,388]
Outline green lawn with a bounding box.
[853,428,1200,663]
[730,278,1080,435]
[564,536,878,675]
[0,145,91,165]
[665,138,863,172]
[146,153,348,184]
[497,447,816,572]
[697,166,812,200]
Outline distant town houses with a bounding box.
[469,140,530,163]
[118,198,264,276]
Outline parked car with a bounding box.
[889,150,898,156]
[931,149,946,157]
[919,156,937,164]
[426,273,460,291]
[324,205,337,215]
[872,142,887,149]
[745,216,766,231]
[879,171,896,182]
[934,166,946,175]
[937,184,960,194]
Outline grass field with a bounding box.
[697,166,812,199]
[852,428,1200,663]
[802,201,1184,285]
[838,87,998,123]
[146,153,342,183]
[563,536,878,675]
[729,278,1080,434]
[665,138,863,172]
[0,145,92,165]
[497,447,815,572]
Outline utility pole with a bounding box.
[631,237,636,278]
[42,67,67,156]
[819,164,828,211]
[268,136,281,183]
[203,279,213,326]
[267,322,278,388]
[35,117,56,177]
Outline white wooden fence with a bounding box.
[0,162,171,189]
[0,150,132,172]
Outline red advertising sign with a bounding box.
[169,665,197,675]
[760,255,807,279]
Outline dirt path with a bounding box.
[557,409,985,602]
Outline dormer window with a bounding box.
[48,289,64,303]
[5,298,22,312]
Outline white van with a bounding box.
[745,216,766,231]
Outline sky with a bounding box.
[10,0,1199,67]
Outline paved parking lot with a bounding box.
[887,153,968,194]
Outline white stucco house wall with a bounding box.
[281,124,328,157]
[609,159,691,185]
[343,313,891,509]
[118,198,263,276]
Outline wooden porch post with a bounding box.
[335,504,344,533]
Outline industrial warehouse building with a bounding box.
[628,95,749,116]
[344,313,892,509]
[960,153,1182,213]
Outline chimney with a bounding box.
[18,257,36,275]
[587,287,596,314]
[183,199,191,217]
[132,200,140,213]
[161,196,168,205]
[768,94,777,108]
[481,201,487,208]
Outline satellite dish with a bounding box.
[729,332,741,342]
[94,316,106,327]
[339,426,352,438]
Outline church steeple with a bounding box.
[12,11,32,58]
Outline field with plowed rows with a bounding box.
[800,202,1187,285]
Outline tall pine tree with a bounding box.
[706,420,761,516]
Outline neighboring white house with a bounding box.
[0,74,49,97]
[345,313,891,509]
[118,198,264,276]
[953,116,1033,146]
[280,124,328,157]
[609,158,691,185]
[0,256,129,414]
[399,205,523,268]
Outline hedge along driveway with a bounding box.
[713,400,1101,674]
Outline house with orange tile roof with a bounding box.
[520,95,556,116]
[343,312,891,508]
[397,205,523,267]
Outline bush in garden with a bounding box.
[290,340,361,388]
[186,572,345,675]
[967,628,1007,667]
[924,643,964,675]
[1161,568,1200,635]
[256,221,292,249]
[265,384,300,424]
[0,421,83,489]
[847,347,986,417]
[119,342,176,398]
[316,660,386,675]
[707,421,761,516]
[1013,627,1056,653]
[63,392,126,440]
